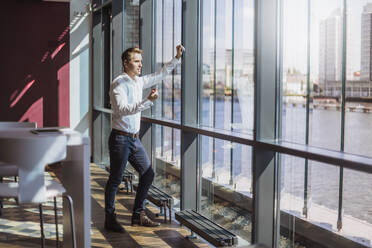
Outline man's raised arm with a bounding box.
[142,45,185,89]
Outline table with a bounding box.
[0,128,91,248]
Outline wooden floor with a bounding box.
[0,164,211,248]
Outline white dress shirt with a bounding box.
[110,57,181,134]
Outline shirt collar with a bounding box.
[122,72,138,83]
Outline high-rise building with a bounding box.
[361,4,372,83]
[319,9,343,96]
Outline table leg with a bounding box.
[62,143,91,248]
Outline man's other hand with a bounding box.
[148,89,158,102]
[175,45,185,59]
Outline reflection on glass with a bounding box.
[280,157,345,247]
[309,0,343,150]
[343,169,372,247]
[345,1,372,157]
[153,0,181,178]
[124,0,140,49]
[280,158,372,247]
[280,155,306,248]
[282,0,307,144]
[233,0,254,133]
[201,0,215,127]
[280,153,372,247]
[200,135,252,245]
[173,0,182,122]
[200,0,254,134]
[214,0,231,130]
[279,1,372,247]
[344,2,372,246]
[154,0,181,121]
[163,0,174,120]
[153,125,181,210]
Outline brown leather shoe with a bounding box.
[131,210,160,227]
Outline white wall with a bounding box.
[69,0,91,137]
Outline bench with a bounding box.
[104,166,133,194]
[175,209,238,247]
[133,184,173,223]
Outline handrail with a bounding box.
[93,105,113,114]
[141,116,372,175]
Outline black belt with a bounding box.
[112,129,139,138]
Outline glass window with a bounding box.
[280,155,372,248]
[345,1,372,158]
[309,0,344,151]
[90,0,372,246]
[281,0,308,144]
[124,0,140,49]
[153,0,182,122]
[153,124,181,210]
[343,2,372,246]
[200,0,254,134]
[200,135,252,245]
[343,169,372,247]
[282,0,344,150]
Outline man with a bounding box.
[105,45,185,232]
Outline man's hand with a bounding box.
[175,45,185,59]
[147,88,158,102]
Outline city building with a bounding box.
[319,9,343,96]
[361,3,372,97]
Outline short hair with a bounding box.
[121,47,143,63]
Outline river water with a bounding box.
[197,97,372,227]
[158,97,372,228]
[281,104,372,227]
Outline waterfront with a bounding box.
[198,97,372,224]
[281,103,372,228]
[152,97,372,246]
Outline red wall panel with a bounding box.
[0,1,70,127]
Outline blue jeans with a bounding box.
[105,131,154,215]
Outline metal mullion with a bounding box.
[274,0,284,245]
[102,7,111,108]
[172,0,175,121]
[151,0,156,173]
[102,6,112,164]
[161,0,165,157]
[231,0,235,130]
[212,0,217,179]
[92,0,112,13]
[152,0,156,74]
[180,0,199,211]
[91,0,104,164]
[303,0,311,219]
[109,7,113,86]
[196,0,202,212]
[171,0,175,161]
[229,0,235,186]
[251,0,279,244]
[337,0,347,232]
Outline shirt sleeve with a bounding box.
[110,81,153,116]
[141,57,181,89]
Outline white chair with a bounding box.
[0,123,76,247]
[0,121,37,181]
[0,180,76,248]
[0,122,37,210]
[0,121,37,128]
